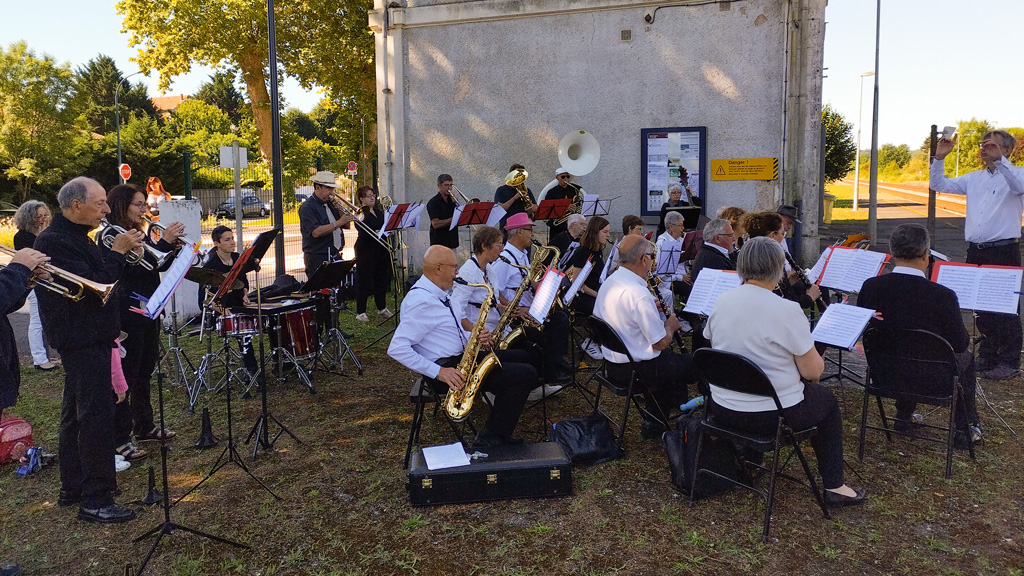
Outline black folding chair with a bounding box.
[860,328,975,478]
[403,377,476,469]
[583,315,672,450]
[690,349,831,543]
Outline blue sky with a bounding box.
[2,1,1021,150]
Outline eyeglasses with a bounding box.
[130,201,147,208]
[558,175,571,179]
[718,232,735,237]
[980,142,1000,150]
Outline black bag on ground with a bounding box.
[664,411,758,499]
[549,415,624,465]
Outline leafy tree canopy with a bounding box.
[75,54,157,134]
[878,143,911,170]
[821,103,856,183]
[194,71,245,124]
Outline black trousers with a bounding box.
[115,313,159,443]
[59,345,117,508]
[606,351,694,421]
[428,349,536,439]
[966,242,1022,368]
[522,309,570,376]
[710,381,846,490]
[896,349,979,429]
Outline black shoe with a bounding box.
[893,416,923,434]
[472,428,504,449]
[982,365,1018,381]
[975,356,997,372]
[824,488,866,508]
[0,564,23,576]
[58,490,81,507]
[341,331,355,339]
[78,503,135,524]
[503,434,525,445]
[547,371,572,384]
[640,419,668,440]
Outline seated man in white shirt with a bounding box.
[594,234,696,438]
[655,210,687,310]
[388,245,537,447]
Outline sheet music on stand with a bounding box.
[600,242,619,283]
[534,198,571,222]
[811,303,875,350]
[817,247,888,293]
[450,202,504,230]
[564,258,593,305]
[529,267,565,324]
[655,238,682,276]
[931,261,1024,314]
[132,243,199,319]
[579,194,610,217]
[682,268,741,316]
[380,202,424,238]
[806,247,832,284]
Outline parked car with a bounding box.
[0,201,17,218]
[215,195,271,219]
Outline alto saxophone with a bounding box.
[445,280,502,422]
[495,242,560,350]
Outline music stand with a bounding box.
[232,229,302,459]
[455,202,496,227]
[535,198,572,222]
[664,206,702,230]
[303,259,362,376]
[579,195,611,217]
[364,203,428,350]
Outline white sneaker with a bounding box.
[115,456,130,473]
[528,384,563,402]
[379,308,394,319]
[581,338,604,360]
[355,313,370,322]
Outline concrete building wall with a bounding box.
[371,0,826,269]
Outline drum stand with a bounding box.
[193,310,251,408]
[245,260,301,459]
[133,338,247,576]
[310,293,363,376]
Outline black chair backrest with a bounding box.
[587,315,636,363]
[693,348,784,412]
[862,327,958,404]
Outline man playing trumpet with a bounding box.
[299,170,355,278]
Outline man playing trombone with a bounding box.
[299,170,355,278]
[426,173,460,249]
[35,176,144,524]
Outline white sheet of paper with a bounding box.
[934,264,980,310]
[422,442,471,470]
[818,247,886,293]
[486,205,506,228]
[930,249,948,262]
[529,267,564,324]
[811,303,875,350]
[806,247,832,284]
[401,203,425,229]
[600,242,619,283]
[142,243,197,318]
[448,204,464,231]
[935,263,1023,313]
[564,259,593,305]
[683,268,742,316]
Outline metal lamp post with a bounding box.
[853,71,874,211]
[867,0,882,242]
[115,71,144,183]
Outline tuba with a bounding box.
[504,168,535,212]
[494,242,560,350]
[445,280,503,422]
[551,130,600,226]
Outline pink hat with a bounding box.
[505,212,535,230]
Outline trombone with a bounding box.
[451,185,471,205]
[98,219,171,271]
[329,192,394,253]
[0,245,117,304]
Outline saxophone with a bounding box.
[445,280,502,422]
[496,242,560,350]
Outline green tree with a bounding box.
[0,42,89,203]
[937,118,994,177]
[76,54,157,134]
[821,103,856,183]
[878,143,911,170]
[284,108,317,141]
[167,98,232,137]
[194,71,244,124]
[117,0,376,166]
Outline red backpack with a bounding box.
[0,416,34,465]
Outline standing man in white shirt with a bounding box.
[388,245,536,447]
[931,130,1024,380]
[595,235,696,439]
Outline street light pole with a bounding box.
[115,71,144,183]
[853,71,874,211]
[867,0,882,242]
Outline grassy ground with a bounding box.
[2,300,1023,575]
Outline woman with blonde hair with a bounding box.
[13,200,58,370]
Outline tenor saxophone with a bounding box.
[445,280,502,422]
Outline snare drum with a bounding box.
[278,305,319,359]
[218,313,259,337]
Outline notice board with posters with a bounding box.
[640,127,707,217]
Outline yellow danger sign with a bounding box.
[710,158,779,181]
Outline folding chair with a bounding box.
[690,348,831,543]
[859,328,975,478]
[403,377,476,469]
[583,315,672,450]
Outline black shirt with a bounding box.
[13,230,36,251]
[544,184,575,236]
[494,184,536,231]
[299,194,345,258]
[426,192,459,248]
[0,263,30,408]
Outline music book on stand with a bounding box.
[535,198,572,222]
[682,268,741,316]
[529,267,566,324]
[450,202,503,229]
[816,246,888,293]
[132,243,199,319]
[811,303,875,350]
[931,261,1024,314]
[564,258,593,305]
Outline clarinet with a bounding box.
[646,272,688,352]
[784,250,827,312]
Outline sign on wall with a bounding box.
[640,127,706,217]
[710,157,778,181]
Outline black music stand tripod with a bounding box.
[133,304,247,575]
[239,229,301,459]
[304,259,362,376]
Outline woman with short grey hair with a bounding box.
[704,236,865,507]
[13,200,58,370]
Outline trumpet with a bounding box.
[144,216,197,247]
[505,168,535,212]
[98,219,171,271]
[329,192,394,253]
[0,245,117,304]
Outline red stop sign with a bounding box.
[119,163,132,180]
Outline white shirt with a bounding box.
[890,265,925,279]
[492,242,533,308]
[930,157,1024,243]
[703,283,815,411]
[387,275,466,379]
[653,232,684,310]
[450,256,500,336]
[594,267,666,363]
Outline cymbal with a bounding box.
[185,267,244,290]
